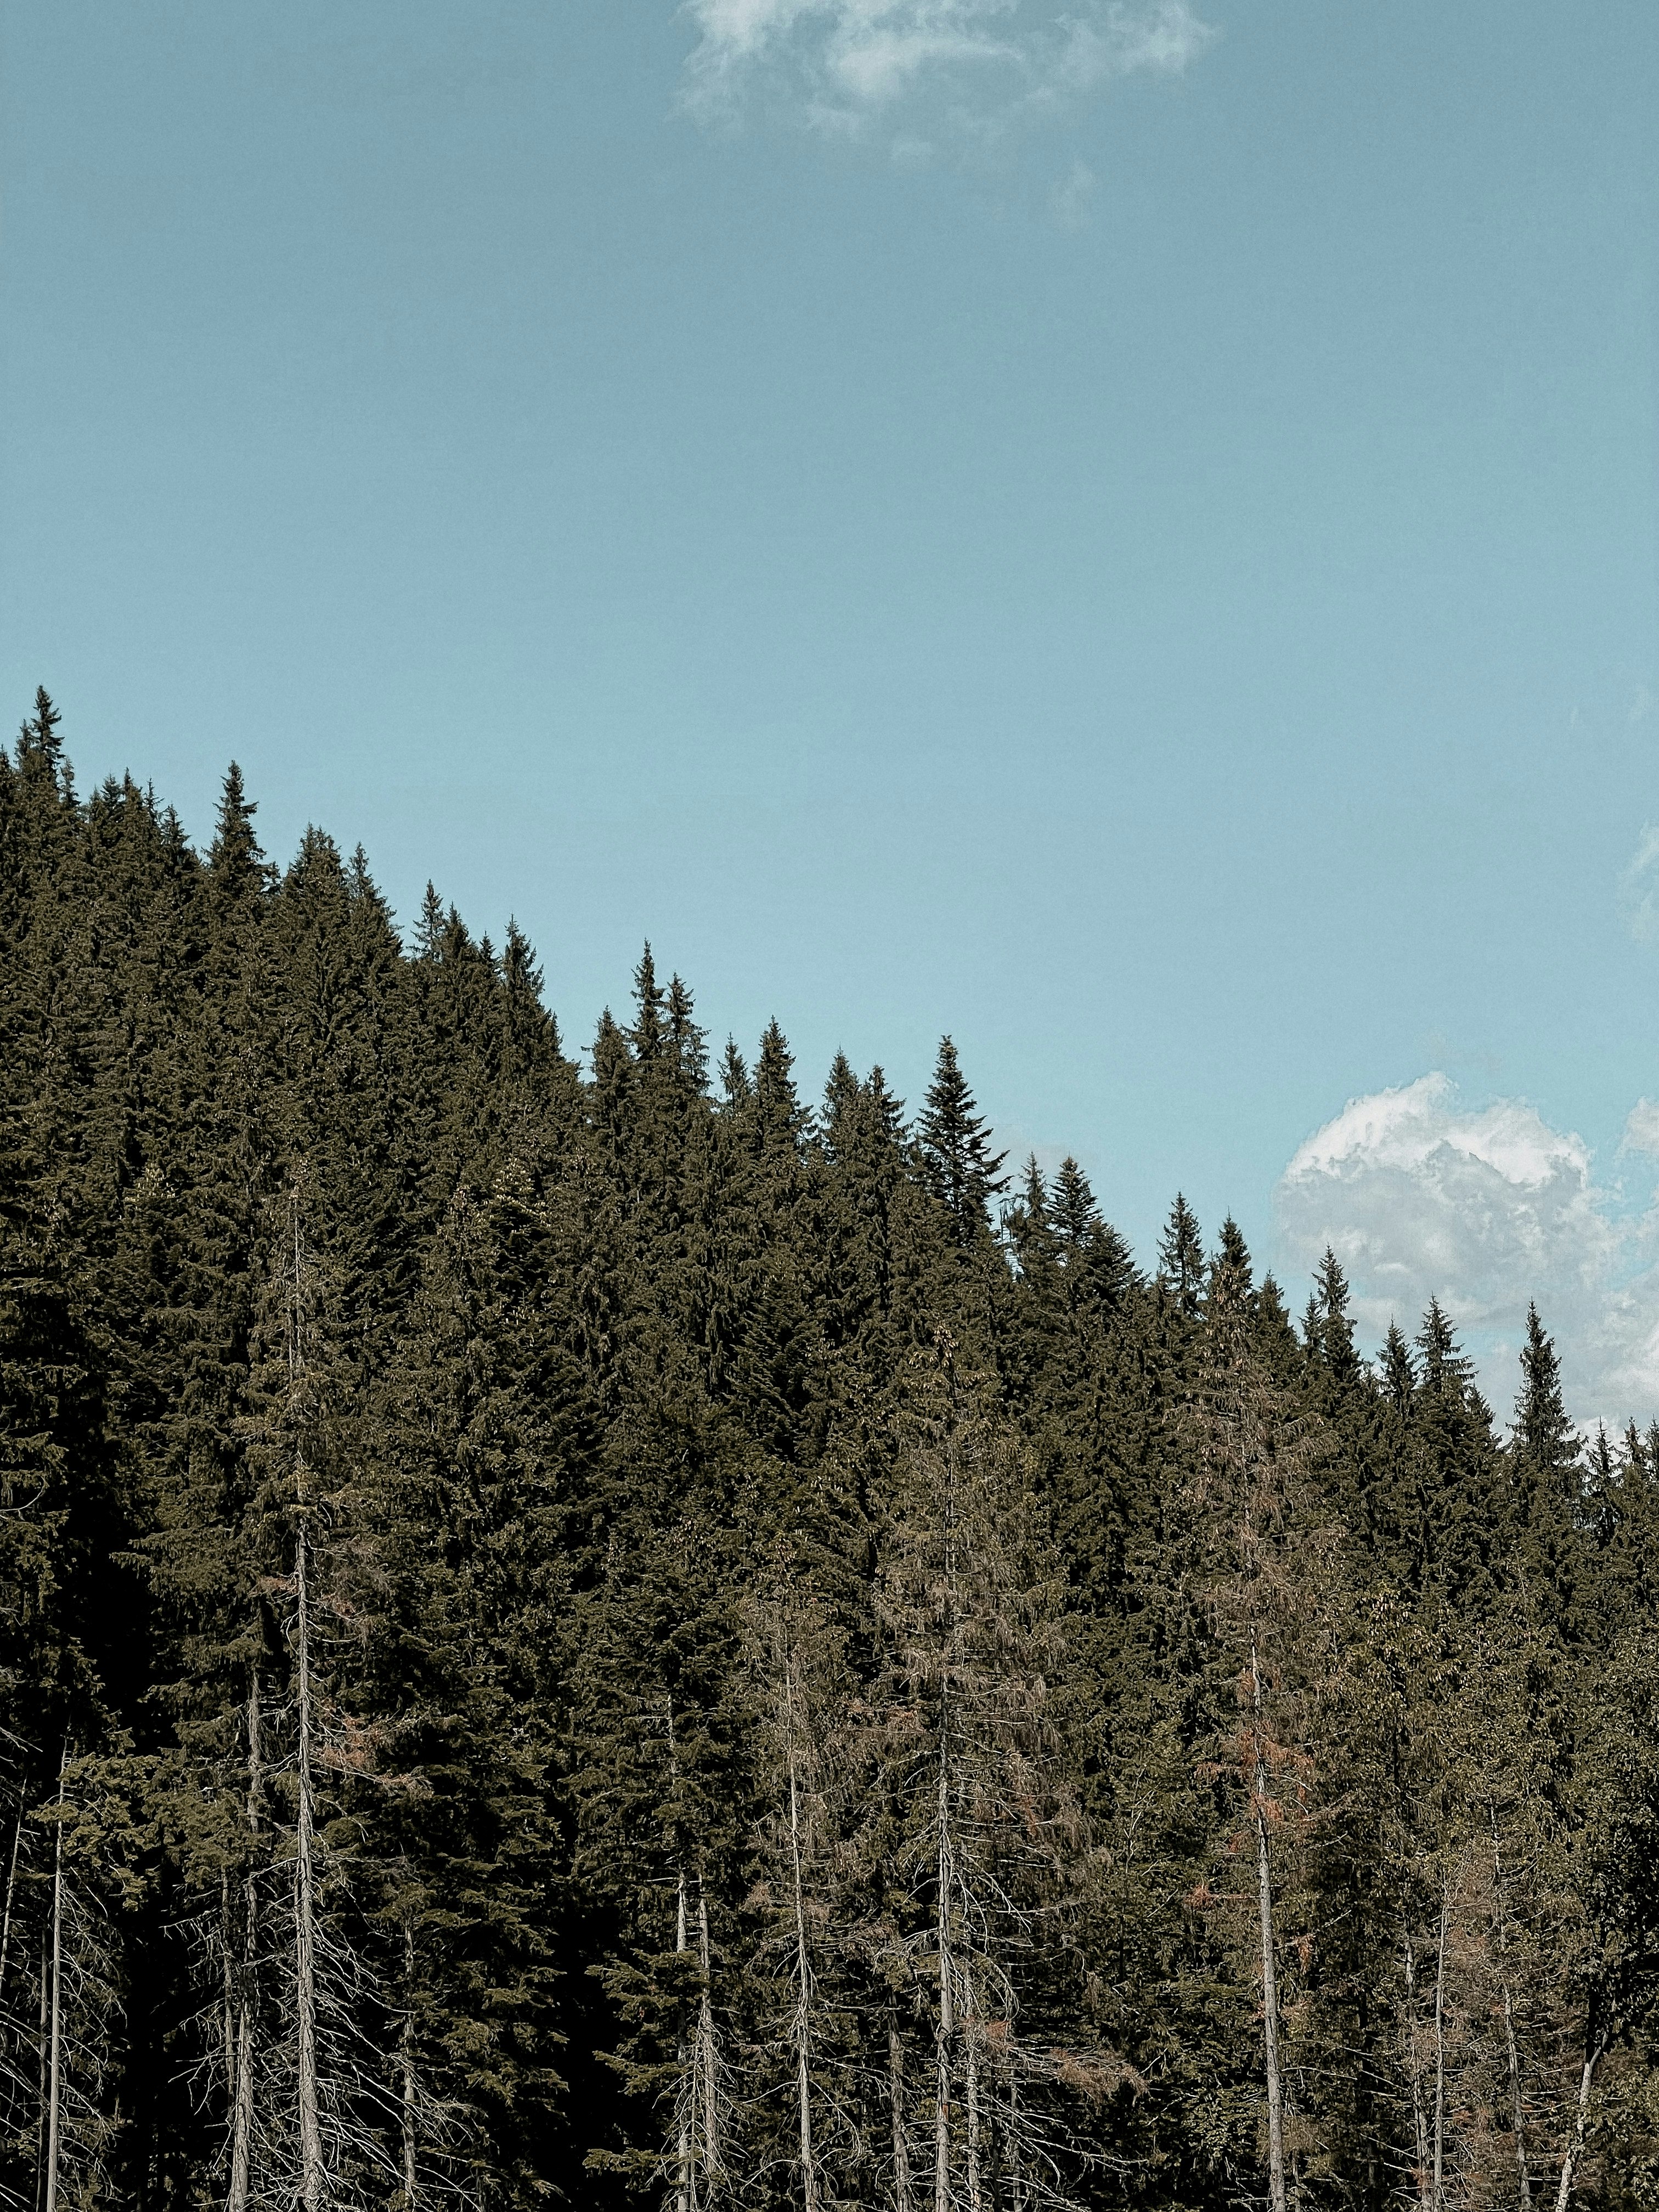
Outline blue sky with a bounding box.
[2,1,1655,1418]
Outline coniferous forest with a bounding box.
[4,686,1659,2212]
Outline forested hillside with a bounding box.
[2,687,1656,2212]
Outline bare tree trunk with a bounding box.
[1007,2064,1022,2212]
[889,2024,911,2212]
[402,1922,417,2208]
[35,1929,48,2212]
[228,1674,261,2212]
[696,1889,719,2198]
[935,1402,960,2212]
[1403,1932,1430,2210]
[675,1869,692,2212]
[1551,2038,1605,2212]
[221,1868,235,2089]
[1249,1632,1286,2212]
[0,1777,27,2006]
[964,1982,981,2212]
[1431,1891,1448,2212]
[295,1523,323,2211]
[783,1667,819,2212]
[43,1746,65,2212]
[1491,1814,1531,2212]
[935,1739,954,2212]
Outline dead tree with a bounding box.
[855,1336,1105,2212]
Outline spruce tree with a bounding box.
[916,1039,1007,1248]
[1156,1194,1204,1318]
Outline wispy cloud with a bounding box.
[1620,823,1659,942]
[1276,1074,1659,1428]
[678,0,1217,144]
[1623,1100,1659,1159]
[1049,156,1097,227]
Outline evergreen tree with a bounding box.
[1156,1194,1204,1318]
[917,1039,1007,1248]
[1,695,1656,2212]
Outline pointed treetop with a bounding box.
[864,1065,906,1146]
[1415,1297,1469,1392]
[17,684,62,768]
[1157,1193,1204,1316]
[1379,1321,1415,1412]
[720,1037,751,1106]
[1315,1248,1351,1323]
[822,1051,860,1151]
[1307,1246,1359,1378]
[667,975,708,1092]
[630,943,666,1062]
[409,882,443,960]
[1205,1218,1253,1333]
[208,760,270,901]
[1257,1272,1294,1340]
[1513,1301,1579,1485]
[1050,1156,1099,1246]
[500,918,543,999]
[754,1018,809,1150]
[591,1006,633,1098]
[1005,1156,1056,1280]
[917,1036,1007,1245]
[1216,1215,1252,1284]
[1201,1216,1252,1358]
[1586,1422,1617,1493]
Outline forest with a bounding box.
[1,685,1656,2212]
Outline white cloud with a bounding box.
[1619,824,1659,942]
[1276,1074,1659,1427]
[678,0,1217,143]
[1049,156,1097,227]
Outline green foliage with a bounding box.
[0,698,1654,2211]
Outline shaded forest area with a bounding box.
[2,688,1657,2212]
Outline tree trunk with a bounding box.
[1403,1932,1430,2210]
[228,1674,260,2212]
[295,1524,323,2211]
[1551,2037,1605,2212]
[401,1922,417,2209]
[1491,1814,1532,2212]
[1008,2062,1023,2212]
[43,1745,65,2212]
[0,1777,26,2007]
[1432,1890,1448,2212]
[676,1870,692,2212]
[35,1927,48,2211]
[890,2024,911,2212]
[1249,1631,1286,2212]
[783,1668,819,2212]
[696,1888,719,2197]
[935,1739,954,2212]
[964,1980,981,2212]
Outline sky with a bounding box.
[1,1,1656,1423]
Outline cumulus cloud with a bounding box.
[678,0,1217,143]
[1276,1074,1659,1427]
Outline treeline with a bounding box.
[1,686,1657,2211]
